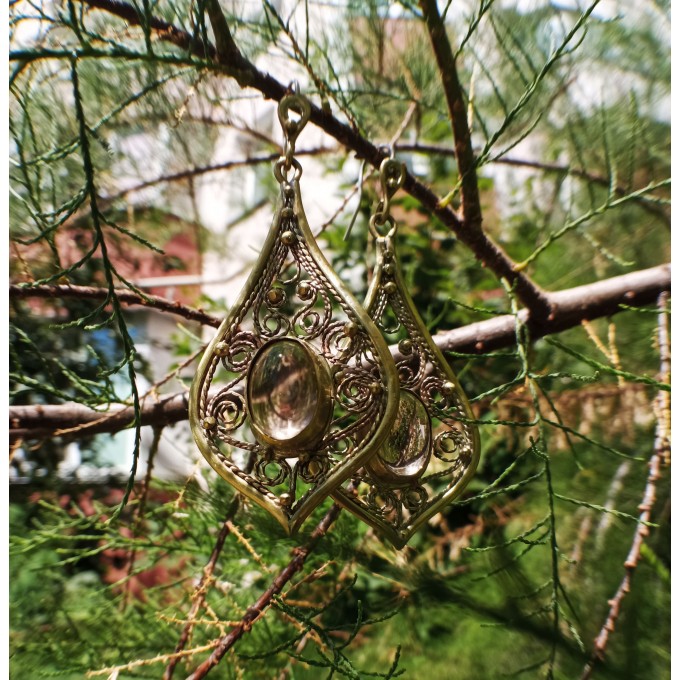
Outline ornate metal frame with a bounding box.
[189,95,399,534]
[331,159,481,548]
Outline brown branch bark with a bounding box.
[105,149,333,201]
[9,390,191,442]
[163,494,243,680]
[434,263,671,355]
[185,500,344,679]
[580,291,670,680]
[65,0,550,315]
[83,0,216,59]
[418,0,482,230]
[9,263,670,441]
[415,0,550,317]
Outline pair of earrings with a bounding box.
[189,91,479,548]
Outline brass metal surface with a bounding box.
[332,159,481,548]
[189,95,399,534]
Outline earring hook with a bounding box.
[343,146,399,242]
[278,86,311,171]
[368,155,405,240]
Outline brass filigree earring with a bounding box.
[332,156,481,548]
[189,90,399,534]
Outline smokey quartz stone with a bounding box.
[247,338,333,453]
[367,389,431,485]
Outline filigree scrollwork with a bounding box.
[401,485,428,512]
[209,388,247,432]
[255,455,291,487]
[216,331,260,372]
[292,284,333,339]
[189,94,399,535]
[297,453,330,484]
[331,157,480,549]
[367,486,402,522]
[433,429,468,464]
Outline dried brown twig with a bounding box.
[163,498,241,679]
[579,292,670,680]
[185,500,344,679]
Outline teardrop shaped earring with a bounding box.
[332,155,481,548]
[189,89,399,535]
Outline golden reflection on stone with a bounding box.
[367,389,431,485]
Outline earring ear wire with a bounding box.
[343,145,396,242]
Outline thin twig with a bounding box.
[86,641,221,677]
[185,500,344,679]
[579,291,670,680]
[51,0,551,313]
[10,283,221,327]
[105,149,333,201]
[163,496,243,679]
[395,143,670,225]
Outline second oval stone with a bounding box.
[367,389,431,485]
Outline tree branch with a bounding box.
[106,148,333,201]
[185,500,344,679]
[10,283,221,328]
[203,0,243,65]
[418,0,482,230]
[396,143,671,226]
[414,0,552,316]
[436,263,671,354]
[60,0,551,315]
[579,291,670,680]
[83,0,218,60]
[163,489,247,679]
[9,264,670,441]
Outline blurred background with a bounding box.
[9,1,670,678]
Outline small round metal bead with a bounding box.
[369,382,382,395]
[281,207,294,219]
[383,281,397,295]
[383,250,393,261]
[267,288,284,304]
[343,321,358,338]
[283,185,295,200]
[281,230,296,245]
[202,416,217,430]
[279,493,292,507]
[398,339,413,355]
[382,263,395,275]
[215,341,229,357]
[297,281,313,299]
[441,381,455,396]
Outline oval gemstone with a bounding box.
[368,390,431,484]
[247,339,331,450]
